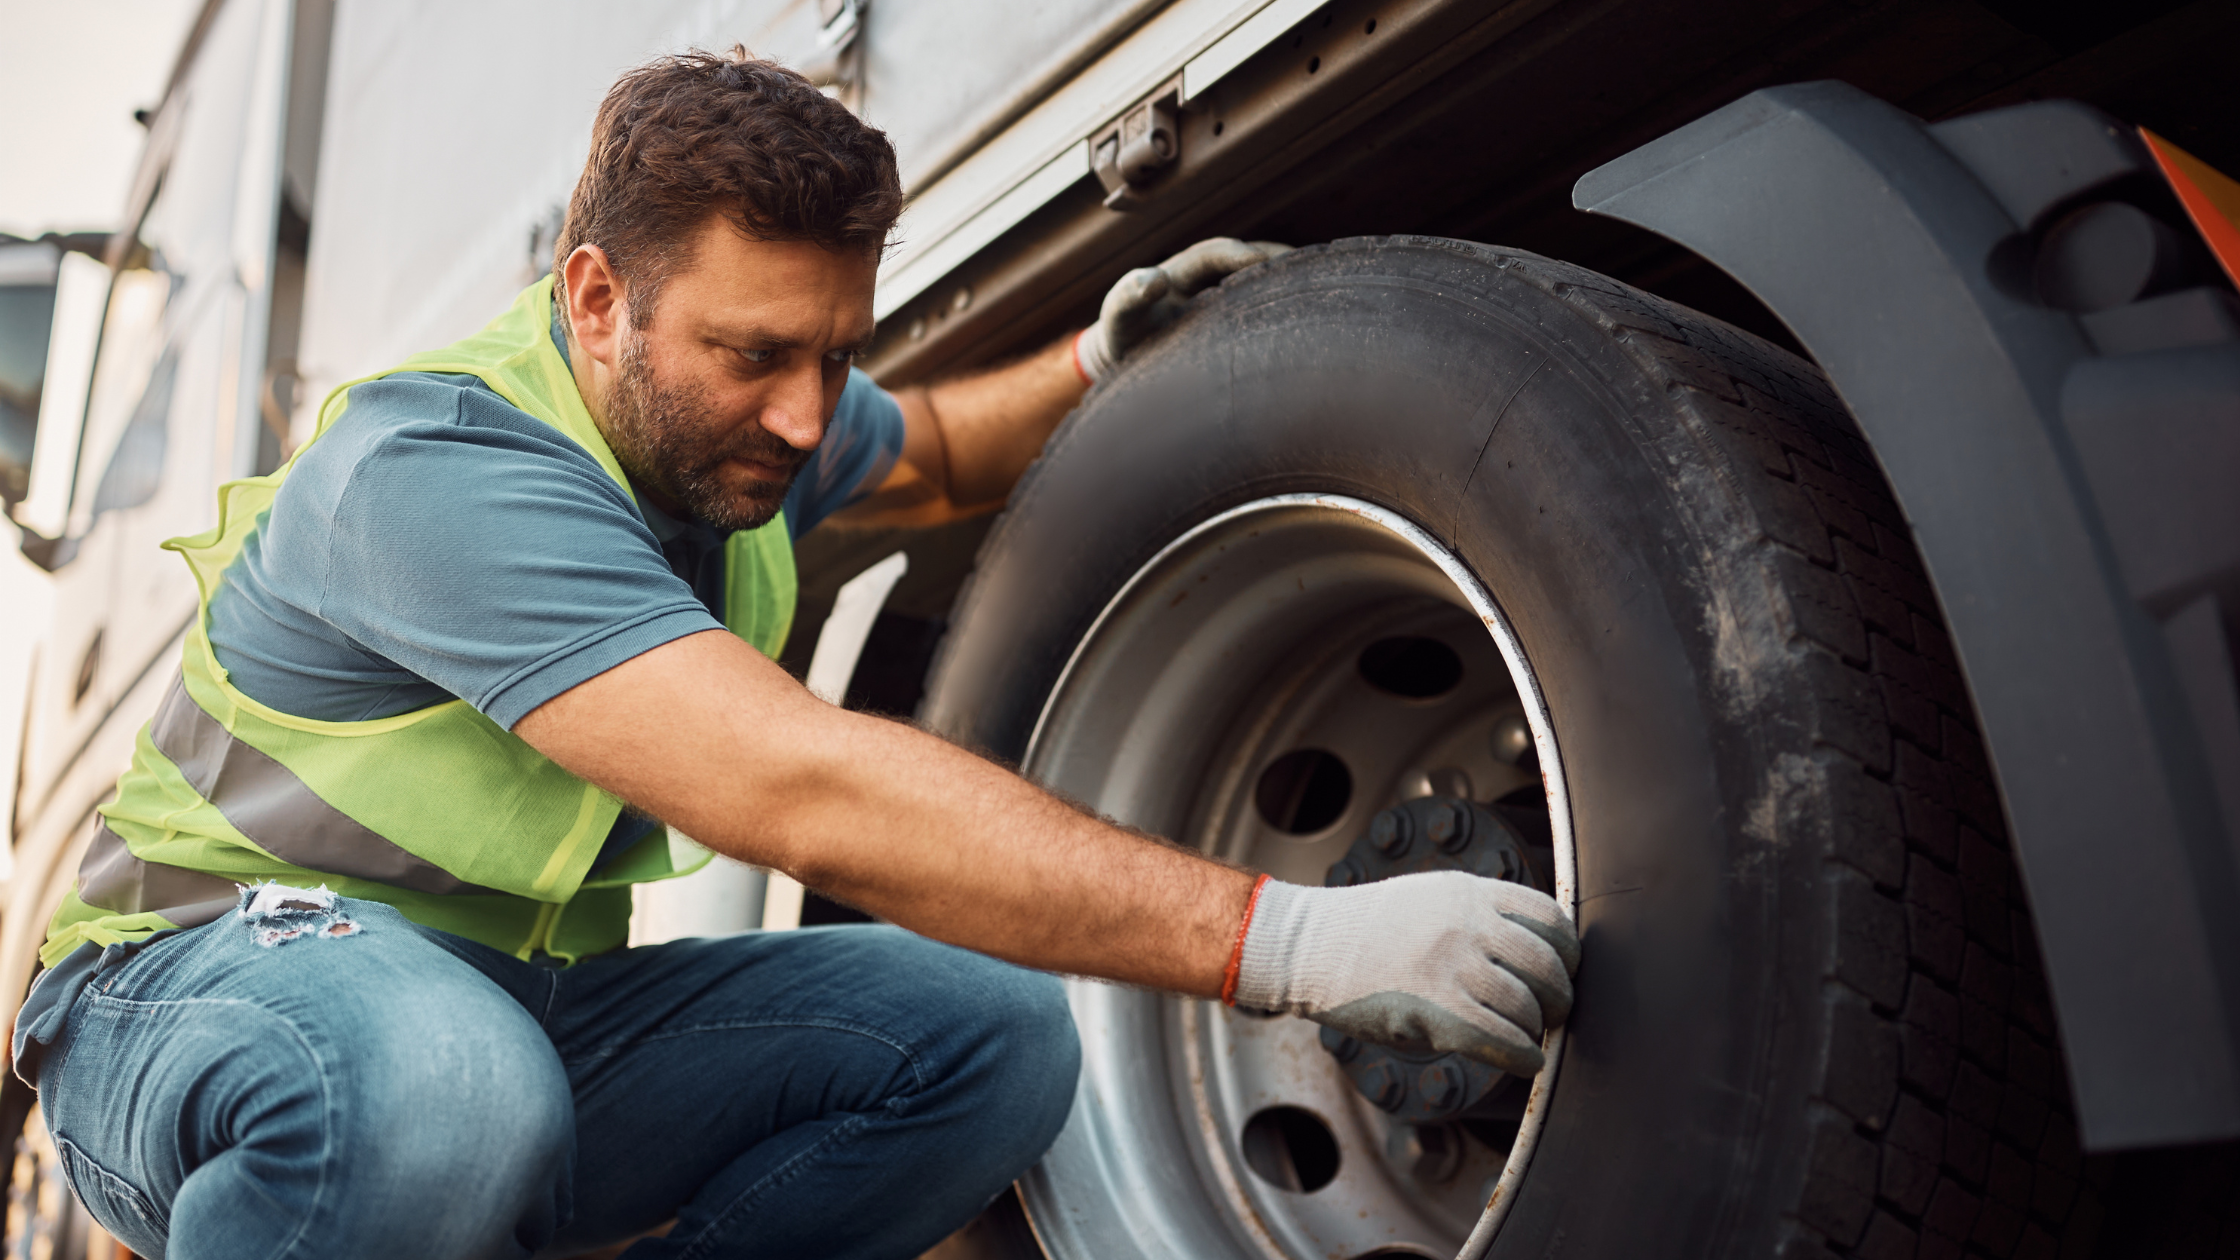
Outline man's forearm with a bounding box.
[770,705,1256,995]
[905,335,1085,510]
[518,628,1254,995]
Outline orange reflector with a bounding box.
[2141,128,2240,291]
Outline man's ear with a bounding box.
[561,244,627,369]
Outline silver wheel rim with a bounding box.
[1018,495,1577,1260]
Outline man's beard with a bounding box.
[601,329,808,532]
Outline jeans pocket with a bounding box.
[52,1134,168,1247]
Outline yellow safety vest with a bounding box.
[44,276,796,968]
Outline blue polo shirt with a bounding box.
[208,354,900,729]
[201,322,902,867]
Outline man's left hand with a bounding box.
[1074,238,1292,384]
[843,238,1292,531]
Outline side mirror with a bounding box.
[0,239,59,514]
[3,236,108,568]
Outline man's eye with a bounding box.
[825,348,857,364]
[741,348,774,364]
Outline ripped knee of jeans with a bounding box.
[237,883,363,947]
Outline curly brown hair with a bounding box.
[555,48,903,320]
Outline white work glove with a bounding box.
[1073,237,1293,384]
[1231,871,1580,1076]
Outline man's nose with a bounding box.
[761,363,829,451]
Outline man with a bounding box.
[14,51,1578,1259]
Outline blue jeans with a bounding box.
[18,898,1080,1259]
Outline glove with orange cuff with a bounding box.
[1224,871,1581,1076]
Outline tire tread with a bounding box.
[1492,249,2090,1258]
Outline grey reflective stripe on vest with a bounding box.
[78,823,238,927]
[147,677,492,896]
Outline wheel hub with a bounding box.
[1018,495,1576,1260]
[1316,796,1550,1127]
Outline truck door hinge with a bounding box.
[1091,80,1183,211]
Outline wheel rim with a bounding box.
[1018,495,1577,1260]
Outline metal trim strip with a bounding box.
[874,0,1333,321]
[1180,0,1328,101]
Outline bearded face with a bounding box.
[600,325,811,531]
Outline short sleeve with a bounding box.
[215,373,725,729]
[783,367,904,538]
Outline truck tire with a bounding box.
[919,238,2101,1258]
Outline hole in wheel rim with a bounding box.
[1358,636,1463,699]
[1255,749,1352,834]
[1241,1106,1341,1193]
[1018,496,1577,1257]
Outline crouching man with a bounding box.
[13,49,1578,1260]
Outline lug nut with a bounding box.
[1427,801,1472,852]
[1490,845,1523,882]
[1419,1061,1465,1111]
[1326,858,1365,887]
[1358,1061,1405,1112]
[1424,801,1455,846]
[1370,809,1411,856]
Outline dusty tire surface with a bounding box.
[923,237,2092,1257]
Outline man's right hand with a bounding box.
[1229,872,1581,1076]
